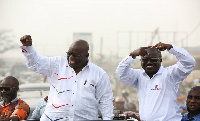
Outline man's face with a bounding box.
[114,101,125,111]
[67,46,89,70]
[141,49,162,75]
[0,79,17,103]
[186,89,200,114]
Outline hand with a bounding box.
[20,35,32,46]
[129,46,150,57]
[124,111,141,121]
[154,42,172,51]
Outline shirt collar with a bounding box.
[190,113,200,120]
[67,61,91,71]
[183,113,200,120]
[82,61,91,71]
[2,97,18,106]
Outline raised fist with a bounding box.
[20,35,32,46]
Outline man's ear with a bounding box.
[16,87,19,91]
[86,53,89,58]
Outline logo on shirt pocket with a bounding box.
[151,85,162,90]
[83,80,95,87]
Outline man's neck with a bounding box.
[3,97,18,106]
[74,62,88,75]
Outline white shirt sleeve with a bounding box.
[115,56,141,88]
[95,73,114,120]
[167,44,196,84]
[20,46,58,77]
[30,98,45,119]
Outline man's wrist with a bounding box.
[129,55,136,59]
[166,44,173,50]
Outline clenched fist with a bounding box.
[20,35,32,46]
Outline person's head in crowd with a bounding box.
[67,40,89,74]
[114,96,125,111]
[127,102,137,112]
[141,48,162,78]
[186,86,200,118]
[0,76,19,104]
[121,89,129,99]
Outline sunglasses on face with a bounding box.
[66,52,86,58]
[140,58,161,63]
[0,87,15,91]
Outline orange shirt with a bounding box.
[0,98,30,120]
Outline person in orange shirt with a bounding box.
[0,76,30,121]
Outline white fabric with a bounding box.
[21,46,114,121]
[30,96,47,119]
[116,44,195,121]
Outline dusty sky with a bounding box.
[0,0,200,58]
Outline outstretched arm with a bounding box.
[20,35,59,78]
[116,46,150,88]
[129,46,149,58]
[154,42,195,84]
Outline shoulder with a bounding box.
[17,98,30,110]
[50,56,68,65]
[89,62,106,74]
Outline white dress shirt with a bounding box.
[116,44,195,121]
[21,46,114,121]
[30,96,47,119]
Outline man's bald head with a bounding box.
[70,40,89,53]
[67,39,90,74]
[1,76,19,88]
[0,76,19,103]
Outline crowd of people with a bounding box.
[0,35,199,121]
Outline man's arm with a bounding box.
[115,47,148,88]
[154,42,196,83]
[96,73,114,120]
[0,116,20,121]
[30,98,44,119]
[10,100,30,121]
[169,44,195,83]
[20,35,58,77]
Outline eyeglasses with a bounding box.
[140,58,161,63]
[66,52,86,58]
[0,87,15,91]
[187,95,200,101]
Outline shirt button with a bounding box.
[73,93,74,94]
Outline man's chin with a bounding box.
[69,64,78,70]
[145,71,155,74]
[188,108,200,114]
[2,97,12,102]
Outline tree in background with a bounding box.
[0,30,16,53]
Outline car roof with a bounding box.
[19,83,50,91]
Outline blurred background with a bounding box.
[0,0,200,114]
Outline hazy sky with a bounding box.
[0,0,200,58]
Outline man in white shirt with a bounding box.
[20,35,114,121]
[116,42,195,121]
[30,96,48,120]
